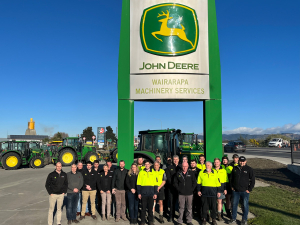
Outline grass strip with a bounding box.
[248,186,300,225]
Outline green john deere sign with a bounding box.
[140,3,199,56]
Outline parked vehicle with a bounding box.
[224,141,246,152]
[268,138,288,147]
[52,137,99,166]
[0,141,47,170]
[110,129,204,164]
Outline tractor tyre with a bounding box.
[112,149,118,163]
[1,152,22,170]
[85,152,99,163]
[30,156,44,169]
[59,148,76,166]
[44,151,51,165]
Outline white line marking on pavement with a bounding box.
[0,193,12,197]
[14,200,47,210]
[0,212,18,225]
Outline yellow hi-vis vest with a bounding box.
[152,168,167,187]
[197,170,221,197]
[226,162,238,174]
[213,167,229,184]
[138,165,145,172]
[197,163,206,171]
[137,169,158,196]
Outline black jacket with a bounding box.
[230,165,255,192]
[98,171,113,192]
[112,168,128,190]
[82,169,99,191]
[126,172,138,190]
[165,164,182,188]
[173,170,197,195]
[45,170,68,195]
[189,167,201,180]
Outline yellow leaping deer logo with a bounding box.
[151,10,194,47]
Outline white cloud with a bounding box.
[223,122,300,135]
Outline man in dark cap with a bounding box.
[229,156,255,225]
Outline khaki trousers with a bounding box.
[115,190,126,219]
[48,194,64,225]
[101,192,112,216]
[81,190,97,216]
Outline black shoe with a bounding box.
[79,216,85,220]
[159,215,164,224]
[212,219,217,225]
[228,219,236,224]
[241,220,248,225]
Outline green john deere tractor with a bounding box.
[179,132,204,162]
[0,141,47,170]
[52,137,99,166]
[110,129,204,164]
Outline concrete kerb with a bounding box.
[287,164,300,176]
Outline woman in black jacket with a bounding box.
[126,163,139,225]
[98,164,113,221]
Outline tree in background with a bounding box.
[249,139,259,147]
[106,126,117,142]
[238,135,249,145]
[81,127,95,141]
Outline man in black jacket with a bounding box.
[189,159,201,216]
[45,162,68,225]
[174,162,197,225]
[165,155,181,222]
[229,156,255,225]
[79,161,98,220]
[112,160,128,222]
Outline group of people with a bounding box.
[45,154,255,225]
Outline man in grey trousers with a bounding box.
[173,162,197,225]
[66,164,83,224]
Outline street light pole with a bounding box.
[154,118,162,129]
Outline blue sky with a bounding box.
[0,0,299,137]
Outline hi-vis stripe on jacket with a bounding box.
[137,168,158,196]
[152,169,167,187]
[213,167,228,192]
[197,170,221,197]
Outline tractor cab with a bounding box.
[137,129,181,164]
[179,133,195,150]
[63,137,81,150]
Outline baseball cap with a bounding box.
[232,154,239,159]
[239,156,246,162]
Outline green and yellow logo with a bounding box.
[140,3,199,56]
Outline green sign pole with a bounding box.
[204,0,223,162]
[118,0,133,169]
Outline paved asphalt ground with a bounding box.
[0,147,285,225]
[225,147,292,165]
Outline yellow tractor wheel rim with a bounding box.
[90,155,97,162]
[34,159,42,167]
[6,156,18,167]
[116,153,118,159]
[62,152,73,164]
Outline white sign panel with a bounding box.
[130,0,209,100]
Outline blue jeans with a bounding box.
[127,191,139,219]
[77,192,89,213]
[67,193,79,220]
[232,191,249,221]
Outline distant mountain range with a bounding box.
[196,133,300,141]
